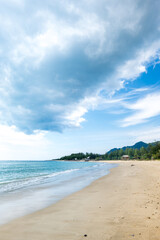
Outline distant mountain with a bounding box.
[107,141,148,154]
[132,141,148,149]
[56,140,160,161]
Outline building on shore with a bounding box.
[121,155,130,160]
[85,156,90,161]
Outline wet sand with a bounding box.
[0,161,160,240]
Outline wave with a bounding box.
[0,168,80,193]
[0,162,116,194]
[0,162,117,225]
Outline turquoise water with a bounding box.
[0,160,116,225]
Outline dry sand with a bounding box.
[0,161,160,240]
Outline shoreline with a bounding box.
[0,161,160,239]
[0,161,116,226]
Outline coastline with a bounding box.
[0,161,160,239]
[0,161,116,225]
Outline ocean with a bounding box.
[0,160,117,225]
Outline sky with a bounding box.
[0,0,160,160]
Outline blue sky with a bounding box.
[0,0,160,160]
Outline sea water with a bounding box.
[0,160,117,225]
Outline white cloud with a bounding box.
[0,0,160,132]
[10,7,107,67]
[122,92,160,126]
[0,124,53,160]
[63,95,124,127]
[115,40,160,82]
[0,125,45,146]
[130,127,160,143]
[64,106,87,127]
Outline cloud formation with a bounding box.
[122,92,160,126]
[0,0,160,132]
[130,126,160,143]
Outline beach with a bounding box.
[0,161,160,240]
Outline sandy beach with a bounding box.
[0,161,160,240]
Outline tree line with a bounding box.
[104,142,160,160]
[60,152,101,160]
[59,142,160,161]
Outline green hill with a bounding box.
[57,141,160,161]
[107,141,148,154]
